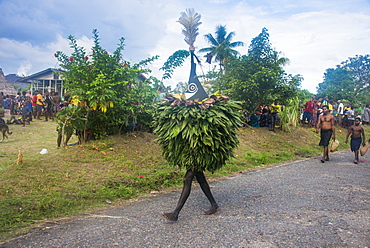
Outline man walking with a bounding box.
[316,105,335,163]
[345,117,366,164]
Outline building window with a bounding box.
[53,73,59,80]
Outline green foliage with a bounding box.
[297,89,314,103]
[153,98,243,172]
[198,25,244,70]
[317,66,354,101]
[160,50,190,80]
[279,96,300,132]
[317,54,370,103]
[56,105,87,144]
[54,29,158,138]
[214,28,301,113]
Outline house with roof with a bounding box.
[0,68,17,96]
[17,68,65,96]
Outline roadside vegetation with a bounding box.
[1,120,365,242]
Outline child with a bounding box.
[21,102,32,127]
[345,117,366,164]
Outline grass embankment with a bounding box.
[0,119,366,242]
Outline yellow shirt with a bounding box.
[328,103,333,113]
[36,94,44,105]
[271,104,281,114]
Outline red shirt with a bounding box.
[32,95,37,106]
[304,101,315,114]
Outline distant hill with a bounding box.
[5,73,28,91]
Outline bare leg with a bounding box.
[324,146,329,161]
[354,150,359,164]
[321,146,329,162]
[163,169,196,221]
[195,171,219,215]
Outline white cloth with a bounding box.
[363,107,370,122]
[338,103,344,115]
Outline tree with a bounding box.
[316,66,354,102]
[198,25,244,71]
[317,54,370,103]
[172,82,187,93]
[55,29,158,140]
[215,28,301,113]
[341,54,370,101]
[297,89,313,103]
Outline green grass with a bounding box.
[0,118,368,242]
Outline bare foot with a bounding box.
[162,212,178,221]
[203,205,220,215]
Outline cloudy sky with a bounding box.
[1,0,369,93]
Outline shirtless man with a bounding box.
[316,105,335,163]
[345,117,366,164]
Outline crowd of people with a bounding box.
[303,96,368,164]
[245,100,282,132]
[246,96,370,130]
[301,96,370,128]
[244,96,369,164]
[0,90,66,126]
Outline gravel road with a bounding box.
[1,149,369,248]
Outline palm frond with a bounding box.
[178,8,202,48]
[215,25,227,43]
[203,33,219,46]
[229,41,245,48]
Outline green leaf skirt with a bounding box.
[153,99,242,173]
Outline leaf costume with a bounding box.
[153,95,242,173]
[157,8,242,221]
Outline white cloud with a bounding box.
[0,0,369,94]
[0,34,95,76]
[17,61,32,76]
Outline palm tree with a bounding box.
[199,25,244,71]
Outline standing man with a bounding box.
[302,97,315,127]
[32,91,38,120]
[356,104,363,118]
[345,117,366,164]
[43,91,53,122]
[316,105,335,163]
[36,91,44,120]
[269,100,281,132]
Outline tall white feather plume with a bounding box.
[178,8,202,50]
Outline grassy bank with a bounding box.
[0,119,365,242]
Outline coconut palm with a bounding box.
[199,25,244,71]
